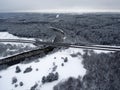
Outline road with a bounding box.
[1,39,120,69]
[0,39,120,51]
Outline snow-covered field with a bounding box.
[0,48,87,90]
[0,32,35,47]
[0,31,112,90]
[0,45,112,90]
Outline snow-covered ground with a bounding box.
[0,31,113,90]
[0,32,38,59]
[56,14,59,18]
[0,32,36,47]
[0,48,86,90]
[0,47,112,90]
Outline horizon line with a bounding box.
[0,9,120,14]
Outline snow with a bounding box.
[56,14,59,18]
[0,32,35,41]
[0,32,36,47]
[0,32,38,59]
[93,50,112,54]
[0,48,86,90]
[94,44,120,48]
[0,32,113,90]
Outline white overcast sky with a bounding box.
[0,0,120,12]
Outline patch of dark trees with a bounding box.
[42,72,59,84]
[54,51,120,90]
[23,66,32,73]
[54,77,83,90]
[30,83,38,90]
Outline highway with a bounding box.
[1,39,120,68]
[0,26,120,68]
[0,39,120,51]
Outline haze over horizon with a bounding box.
[0,0,120,13]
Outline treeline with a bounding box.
[0,43,33,57]
[1,13,120,45]
[51,14,120,45]
[54,51,120,90]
